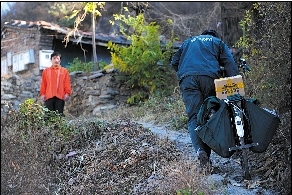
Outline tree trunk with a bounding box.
[92,4,98,70]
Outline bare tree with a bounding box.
[63,2,105,70]
[144,2,221,40]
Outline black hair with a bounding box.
[201,29,220,38]
[51,52,62,60]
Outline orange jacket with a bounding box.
[40,65,71,100]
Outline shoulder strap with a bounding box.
[218,40,222,60]
[218,40,226,78]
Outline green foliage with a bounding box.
[98,60,109,70]
[234,10,254,51]
[176,188,192,195]
[67,58,110,72]
[65,1,105,31]
[17,98,66,132]
[2,98,106,142]
[67,57,94,73]
[18,98,47,128]
[61,2,105,69]
[127,92,146,105]
[5,98,75,140]
[76,2,105,18]
[108,11,177,104]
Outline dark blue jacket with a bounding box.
[170,35,239,82]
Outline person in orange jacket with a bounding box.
[40,52,71,116]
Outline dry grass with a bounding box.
[135,159,218,195]
[1,98,217,195]
[1,90,291,194]
[97,88,188,130]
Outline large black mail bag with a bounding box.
[196,96,236,158]
[244,101,280,153]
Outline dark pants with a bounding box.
[45,96,65,116]
[179,75,216,157]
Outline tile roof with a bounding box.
[3,20,130,45]
[2,20,181,48]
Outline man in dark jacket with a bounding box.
[170,29,239,166]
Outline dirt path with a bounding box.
[138,122,279,195]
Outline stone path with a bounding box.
[138,122,279,195]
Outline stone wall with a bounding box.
[64,68,131,117]
[1,68,131,118]
[1,24,132,118]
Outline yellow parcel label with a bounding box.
[215,75,245,98]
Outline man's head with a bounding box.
[201,29,220,38]
[51,52,61,66]
[51,52,61,60]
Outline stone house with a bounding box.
[1,20,132,76]
[0,20,135,116]
[0,20,178,117]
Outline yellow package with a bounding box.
[214,75,245,99]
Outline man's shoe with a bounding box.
[197,149,209,167]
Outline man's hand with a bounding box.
[41,95,46,102]
[64,94,70,101]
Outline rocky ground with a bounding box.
[139,121,280,195]
[1,117,287,194]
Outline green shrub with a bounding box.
[67,58,110,73]
[108,11,177,104]
[4,98,75,140]
[98,60,109,70]
[67,57,94,73]
[176,188,193,195]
